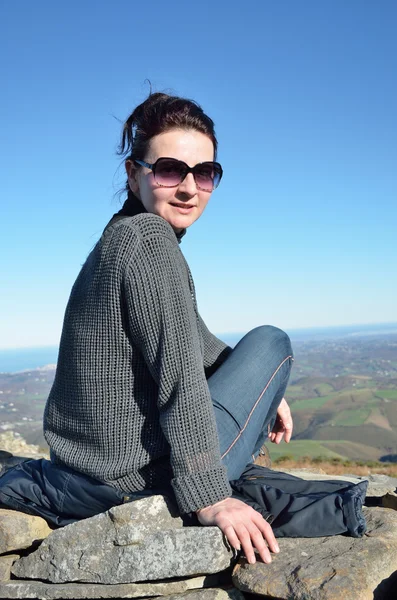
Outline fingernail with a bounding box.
[249,556,256,564]
[275,545,280,553]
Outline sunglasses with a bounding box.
[134,157,223,192]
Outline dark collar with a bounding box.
[107,192,186,243]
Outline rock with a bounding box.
[0,431,49,460]
[0,432,49,476]
[281,469,397,499]
[281,468,363,484]
[361,474,397,498]
[0,455,29,476]
[0,574,234,599]
[0,555,19,581]
[0,509,53,555]
[162,590,244,600]
[12,495,233,584]
[382,491,397,510]
[232,507,397,600]
[286,466,328,474]
[253,444,272,468]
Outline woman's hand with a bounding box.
[196,496,279,564]
[269,397,293,444]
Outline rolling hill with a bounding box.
[1,332,397,461]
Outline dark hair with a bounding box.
[118,92,218,194]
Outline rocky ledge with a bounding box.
[0,456,396,600]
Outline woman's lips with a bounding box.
[170,203,195,214]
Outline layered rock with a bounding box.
[1,450,397,599]
[282,468,397,499]
[0,509,52,554]
[0,577,239,599]
[0,431,48,460]
[232,507,397,600]
[11,496,234,584]
[383,491,397,510]
[0,555,18,582]
[0,432,49,476]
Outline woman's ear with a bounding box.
[125,160,140,194]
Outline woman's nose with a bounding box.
[178,172,197,196]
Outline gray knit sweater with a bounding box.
[44,203,233,514]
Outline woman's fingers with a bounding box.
[252,511,279,554]
[233,522,258,563]
[284,419,293,443]
[245,524,273,564]
[274,428,284,444]
[278,398,293,440]
[221,523,241,551]
[217,513,277,564]
[269,420,285,444]
[196,498,279,565]
[270,397,293,443]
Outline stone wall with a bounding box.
[1,452,397,600]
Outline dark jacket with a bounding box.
[0,459,367,537]
[230,463,368,538]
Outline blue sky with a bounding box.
[0,0,396,349]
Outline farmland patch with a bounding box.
[333,408,371,426]
[376,389,397,400]
[268,439,345,460]
[290,395,333,411]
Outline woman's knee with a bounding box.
[244,325,293,360]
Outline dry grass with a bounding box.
[272,457,397,478]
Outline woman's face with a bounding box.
[126,129,215,232]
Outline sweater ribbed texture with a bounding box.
[44,212,232,514]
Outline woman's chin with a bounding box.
[165,209,198,232]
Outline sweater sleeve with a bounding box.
[197,313,233,378]
[123,228,232,514]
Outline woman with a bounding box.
[1,92,294,565]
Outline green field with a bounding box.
[289,386,397,414]
[333,408,371,426]
[321,441,381,461]
[286,384,308,398]
[376,390,397,400]
[314,383,334,395]
[290,395,334,411]
[267,439,385,462]
[268,440,345,460]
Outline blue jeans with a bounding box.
[210,325,294,480]
[0,326,293,526]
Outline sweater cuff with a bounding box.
[171,465,232,514]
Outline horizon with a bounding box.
[1,320,396,353]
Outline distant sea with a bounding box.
[1,322,396,373]
[220,321,397,348]
[0,346,58,374]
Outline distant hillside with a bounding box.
[1,333,397,461]
[0,366,54,449]
[275,373,397,462]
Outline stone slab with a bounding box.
[0,574,233,599]
[162,590,244,600]
[232,507,397,600]
[0,555,19,581]
[0,509,53,555]
[12,496,233,584]
[349,473,397,498]
[382,491,397,510]
[281,468,397,498]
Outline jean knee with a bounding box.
[246,325,293,360]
